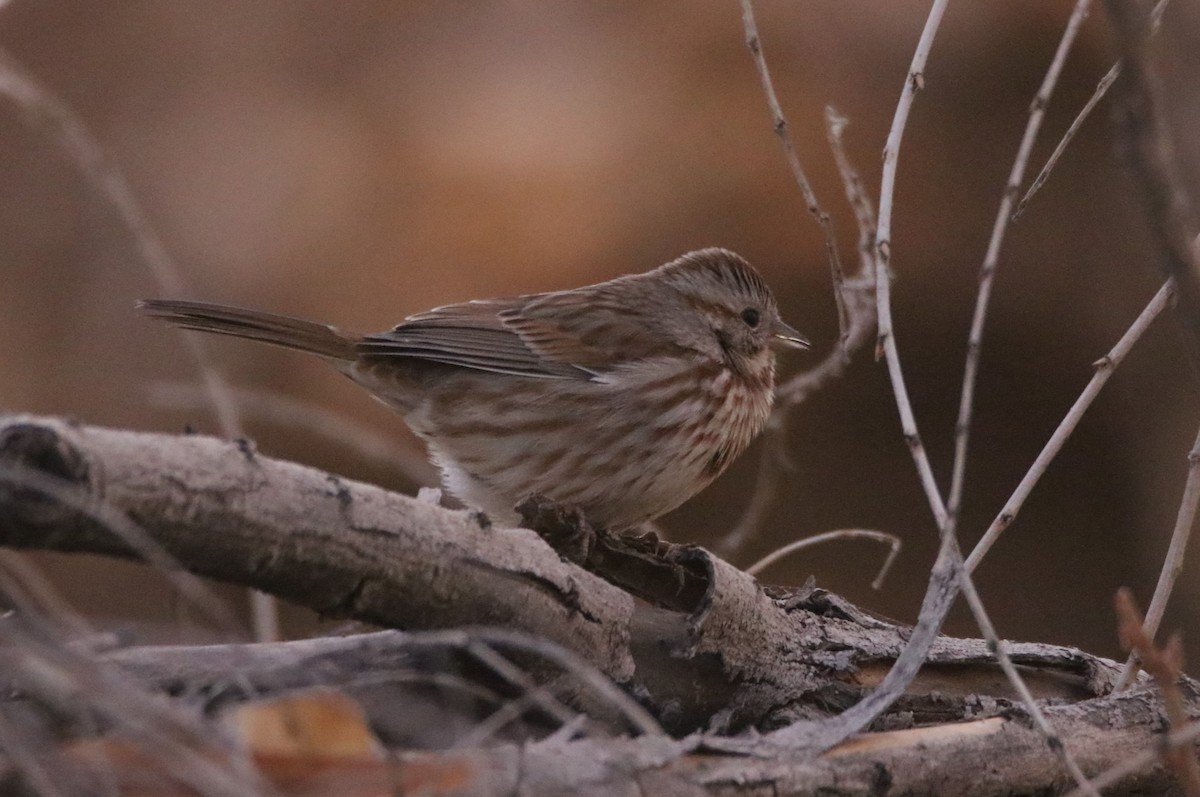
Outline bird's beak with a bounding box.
[771,319,811,350]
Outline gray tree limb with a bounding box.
[0,414,1195,795]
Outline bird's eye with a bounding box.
[740,307,760,328]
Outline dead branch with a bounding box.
[3,415,1200,794]
[0,414,637,689]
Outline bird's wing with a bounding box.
[356,297,599,379]
[357,287,679,380]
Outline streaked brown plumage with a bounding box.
[140,248,808,528]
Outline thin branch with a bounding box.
[460,641,586,737]
[1013,0,1170,220]
[873,0,953,530]
[949,0,1094,540]
[745,529,901,590]
[1013,63,1119,220]
[0,614,261,797]
[865,5,1096,790]
[454,692,559,750]
[738,0,850,344]
[716,105,878,557]
[1116,424,1200,689]
[957,570,1098,794]
[774,107,879,410]
[965,279,1175,572]
[825,107,879,257]
[717,109,880,558]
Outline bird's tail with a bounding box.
[138,299,357,361]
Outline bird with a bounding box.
[140,248,808,530]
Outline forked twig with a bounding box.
[774,107,878,411]
[1013,63,1119,220]
[1013,0,1170,220]
[745,529,900,590]
[738,0,850,345]
[949,0,1094,534]
[867,3,1096,790]
[719,24,878,557]
[461,640,586,739]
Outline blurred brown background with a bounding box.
[0,1,1197,660]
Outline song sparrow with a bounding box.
[140,248,808,529]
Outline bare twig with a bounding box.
[965,279,1174,572]
[1014,0,1170,220]
[1116,425,1200,689]
[454,692,560,750]
[738,0,850,345]
[1013,63,1119,220]
[764,500,962,751]
[864,4,1096,790]
[1113,589,1200,796]
[960,572,1101,794]
[745,528,901,590]
[715,62,878,559]
[873,0,953,530]
[774,107,878,410]
[949,0,1094,537]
